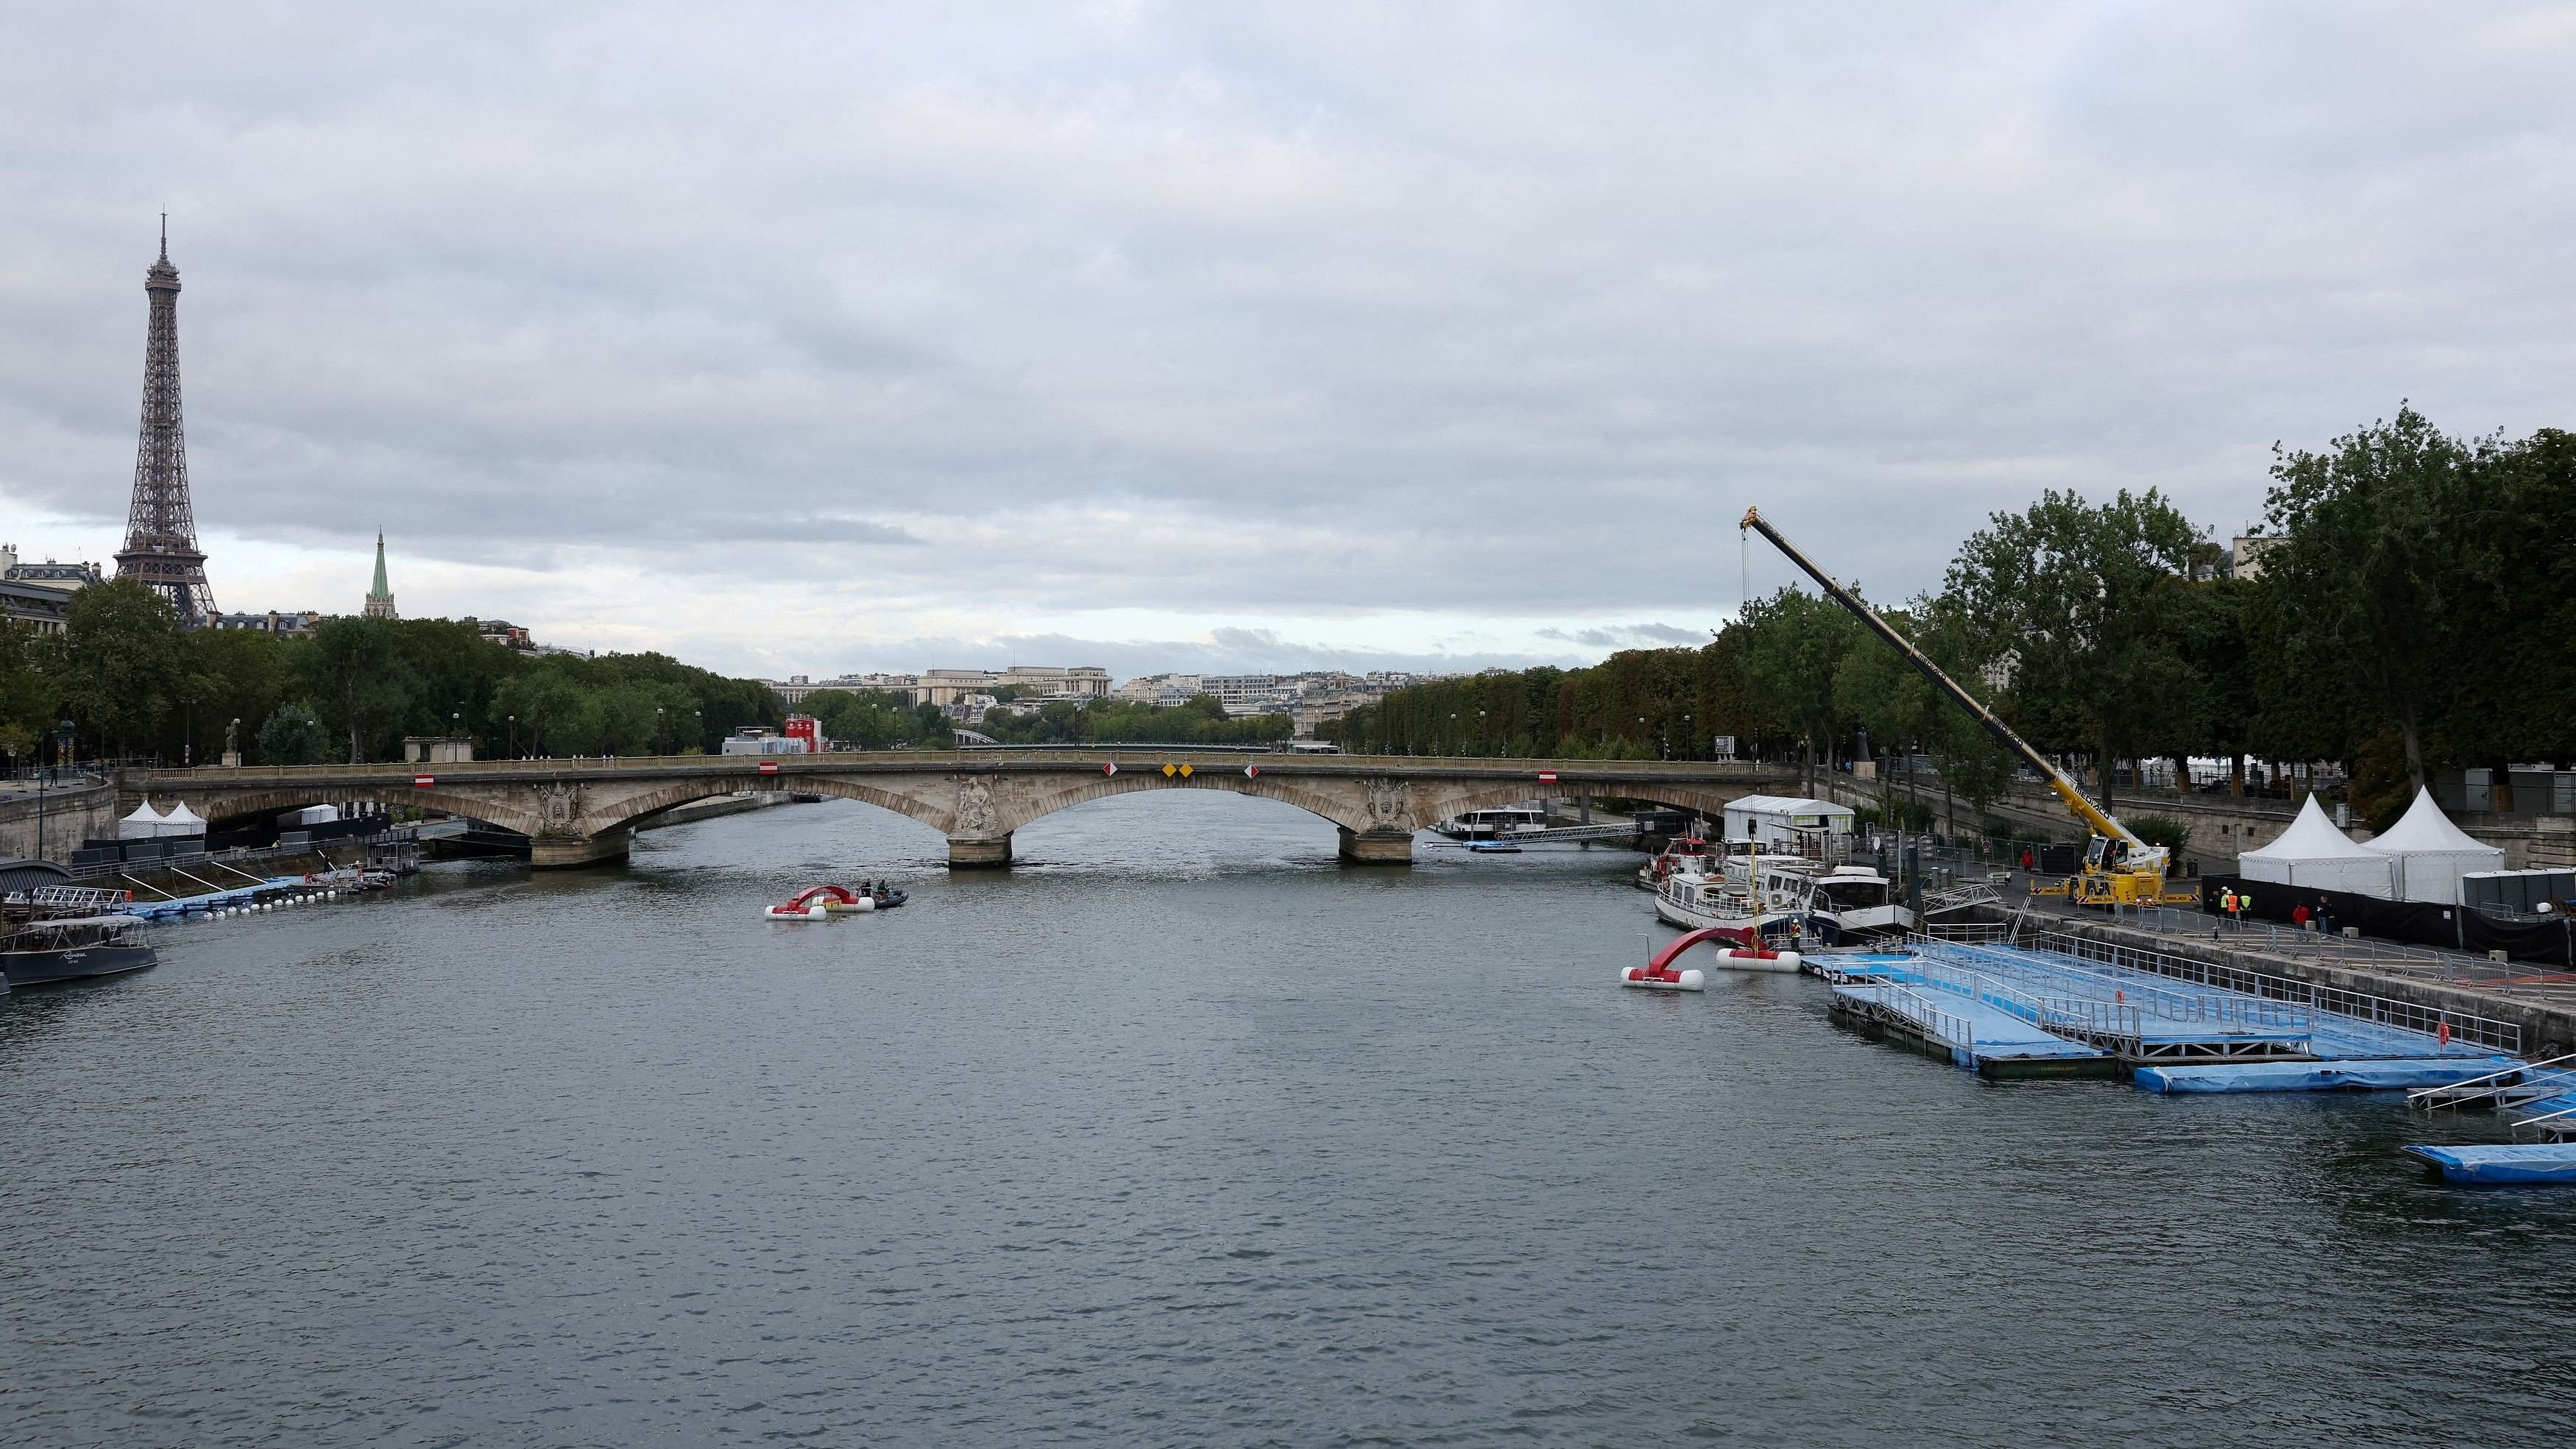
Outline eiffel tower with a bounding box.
[114,216,216,626]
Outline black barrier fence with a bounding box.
[2199,873,2576,968]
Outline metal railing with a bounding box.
[2032,931,2522,1054]
[1919,939,2310,1040]
[2407,1051,2576,1111]
[1866,982,1981,1053]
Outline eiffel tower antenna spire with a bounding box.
[115,218,216,626]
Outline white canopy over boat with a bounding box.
[2237,795,2393,899]
[118,801,167,840]
[2365,787,2505,904]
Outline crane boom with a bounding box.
[1738,506,2141,850]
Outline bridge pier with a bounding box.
[531,832,631,870]
[1337,827,1415,865]
[948,833,1013,869]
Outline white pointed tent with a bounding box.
[2237,795,2394,899]
[2366,787,2504,904]
[158,801,208,838]
[118,800,167,840]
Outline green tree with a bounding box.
[166,626,296,767]
[1736,585,1863,793]
[0,619,56,770]
[299,616,420,763]
[255,702,331,765]
[2260,406,2493,793]
[1946,488,2201,812]
[56,578,185,759]
[490,667,597,757]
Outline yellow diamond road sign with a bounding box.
[1178,763,1195,777]
[1162,762,1177,777]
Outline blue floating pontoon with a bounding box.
[2134,1057,2524,1094]
[1829,982,2112,1077]
[2402,1144,2576,1186]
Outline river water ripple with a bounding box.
[6,792,2575,1445]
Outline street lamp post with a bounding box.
[657,706,666,757]
[38,720,73,861]
[507,715,517,758]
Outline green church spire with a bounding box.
[364,531,397,619]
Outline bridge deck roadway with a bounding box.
[125,751,1794,870]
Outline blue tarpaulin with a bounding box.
[2402,1144,2576,1185]
[2134,1057,2521,1094]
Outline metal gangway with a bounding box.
[1917,881,2002,916]
[2410,1052,2576,1115]
[16,885,133,917]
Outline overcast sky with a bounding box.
[4,2,2570,680]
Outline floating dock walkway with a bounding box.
[1778,938,2573,1182]
[1809,940,2510,1087]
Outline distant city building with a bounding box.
[763,672,924,706]
[719,726,810,756]
[1979,648,2020,694]
[1,545,106,591]
[1114,673,1198,703]
[363,533,397,620]
[212,609,324,638]
[997,665,1111,698]
[1,578,75,635]
[2229,535,2285,581]
[464,617,534,651]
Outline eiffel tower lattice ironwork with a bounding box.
[115,216,216,626]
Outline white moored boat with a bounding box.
[1649,860,1802,971]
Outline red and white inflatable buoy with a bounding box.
[1620,964,1707,992]
[762,884,875,920]
[1710,946,1800,972]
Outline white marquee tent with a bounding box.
[2366,787,2505,904]
[159,801,208,838]
[117,801,167,840]
[2237,795,2394,899]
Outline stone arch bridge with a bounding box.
[122,751,1797,868]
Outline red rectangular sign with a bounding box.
[412,774,435,787]
[1537,770,1559,784]
[757,761,779,775]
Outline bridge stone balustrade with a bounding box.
[122,752,1796,869]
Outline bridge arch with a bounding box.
[593,779,952,836]
[1401,780,1758,835]
[158,785,547,838]
[998,771,1372,837]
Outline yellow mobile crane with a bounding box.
[1739,507,2197,909]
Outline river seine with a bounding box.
[7,791,2575,1445]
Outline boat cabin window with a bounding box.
[1815,879,1886,910]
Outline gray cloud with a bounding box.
[4,3,2571,673]
[1535,623,1708,649]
